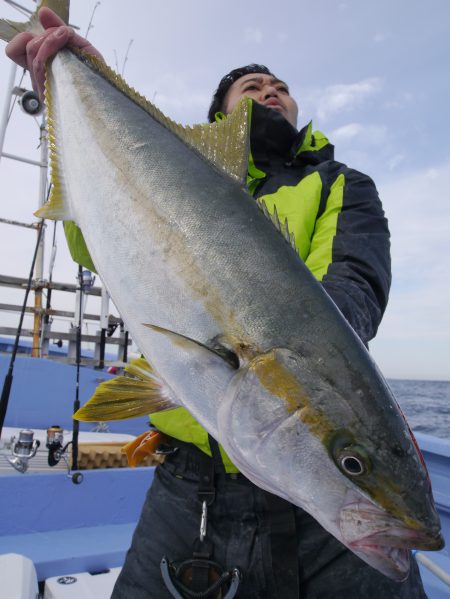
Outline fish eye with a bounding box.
[325,430,372,478]
[336,446,371,478]
[339,454,366,476]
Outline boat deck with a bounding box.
[0,467,153,580]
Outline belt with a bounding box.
[158,437,242,481]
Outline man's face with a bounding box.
[223,73,299,128]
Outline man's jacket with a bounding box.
[64,101,391,472]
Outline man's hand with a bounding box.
[5,7,103,100]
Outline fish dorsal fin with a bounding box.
[179,99,251,185]
[256,198,298,255]
[37,50,250,222]
[66,50,251,185]
[73,357,180,422]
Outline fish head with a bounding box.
[217,346,444,580]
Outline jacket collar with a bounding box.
[248,101,334,172]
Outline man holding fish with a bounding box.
[3,4,439,598]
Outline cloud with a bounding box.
[315,78,383,121]
[375,162,450,340]
[373,32,391,44]
[140,73,210,124]
[243,27,263,44]
[384,91,414,110]
[388,154,405,170]
[330,122,388,145]
[370,162,450,379]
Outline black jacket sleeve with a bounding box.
[314,165,391,344]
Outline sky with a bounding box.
[0,0,449,381]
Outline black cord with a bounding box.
[0,220,45,437]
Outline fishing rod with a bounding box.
[0,218,45,437]
[414,550,450,587]
[71,265,95,469]
[40,221,58,355]
[72,264,83,470]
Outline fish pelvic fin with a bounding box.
[73,357,180,422]
[0,1,69,43]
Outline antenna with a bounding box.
[112,39,133,77]
[121,38,133,77]
[85,1,100,39]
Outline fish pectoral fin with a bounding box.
[144,324,237,402]
[73,357,180,422]
[144,324,239,368]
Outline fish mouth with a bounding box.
[350,526,445,551]
[352,543,411,581]
[340,498,444,580]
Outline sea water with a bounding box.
[388,379,450,440]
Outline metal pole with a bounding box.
[0,62,17,165]
[31,115,48,357]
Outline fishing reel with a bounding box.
[7,429,40,473]
[79,269,95,292]
[13,86,44,116]
[46,426,84,485]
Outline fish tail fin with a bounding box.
[73,357,180,422]
[0,1,69,43]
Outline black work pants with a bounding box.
[112,443,428,599]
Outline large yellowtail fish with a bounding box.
[0,0,444,580]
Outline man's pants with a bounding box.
[112,443,428,599]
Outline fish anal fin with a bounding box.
[34,64,74,221]
[35,183,72,221]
